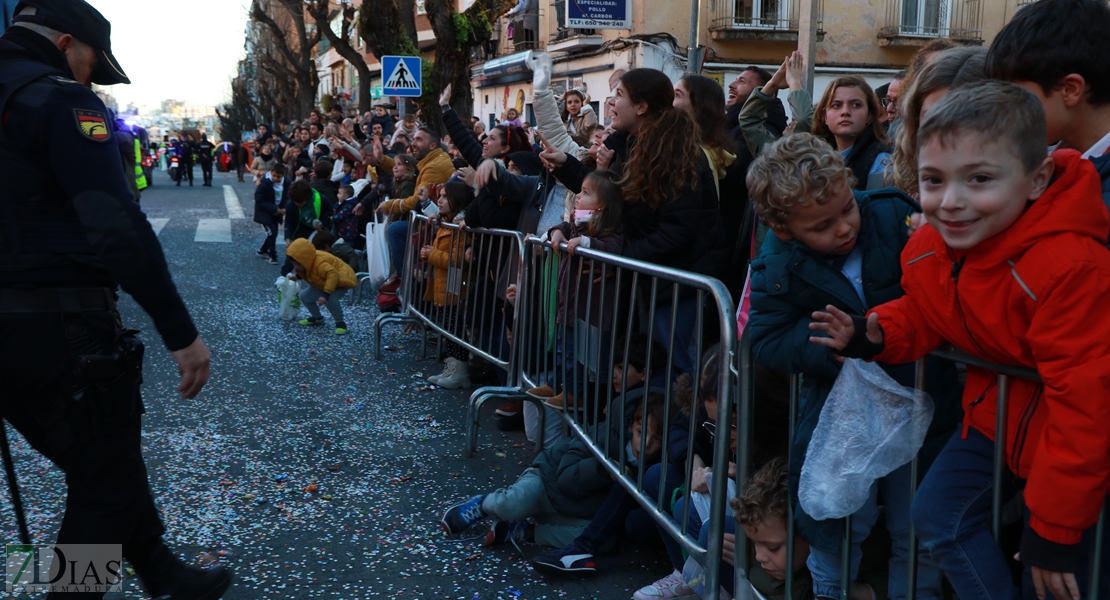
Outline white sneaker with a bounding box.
[437,359,471,390]
[428,358,456,385]
[632,571,699,600]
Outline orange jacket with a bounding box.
[870,150,1110,547]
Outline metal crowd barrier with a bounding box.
[735,343,1108,600]
[515,236,738,599]
[370,213,538,452]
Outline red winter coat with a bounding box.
[870,150,1110,547]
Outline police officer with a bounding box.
[196,132,214,187]
[0,1,232,598]
[177,132,195,187]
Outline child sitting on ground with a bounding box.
[285,238,357,335]
[747,132,961,600]
[728,456,813,600]
[440,394,667,552]
[421,182,474,390]
[810,81,1110,600]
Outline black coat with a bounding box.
[552,134,728,280]
[253,177,289,227]
[443,107,523,232]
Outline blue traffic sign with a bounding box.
[382,55,422,98]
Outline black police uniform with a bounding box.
[0,8,229,599]
[197,137,215,186]
[178,137,195,186]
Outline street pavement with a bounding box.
[0,167,673,599]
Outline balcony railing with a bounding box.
[710,0,824,40]
[879,0,983,42]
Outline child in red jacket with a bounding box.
[810,81,1110,600]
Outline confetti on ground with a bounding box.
[0,184,672,599]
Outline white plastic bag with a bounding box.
[275,276,301,320]
[799,358,935,521]
[690,471,738,523]
[365,213,391,290]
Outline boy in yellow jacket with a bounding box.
[286,238,357,334]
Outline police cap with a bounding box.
[12,0,130,85]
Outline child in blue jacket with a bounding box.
[746,133,961,600]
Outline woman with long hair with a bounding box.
[889,47,987,196]
[560,89,599,139]
[541,68,728,375]
[813,75,891,190]
[673,73,752,297]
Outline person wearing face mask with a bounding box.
[0,0,229,597]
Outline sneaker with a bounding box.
[335,323,348,335]
[526,385,554,399]
[531,544,596,576]
[267,257,279,265]
[633,571,699,600]
[544,392,578,411]
[440,495,486,535]
[298,318,324,326]
[256,250,269,258]
[494,399,523,417]
[428,358,457,385]
[484,520,535,547]
[438,359,470,390]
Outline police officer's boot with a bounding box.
[134,543,232,599]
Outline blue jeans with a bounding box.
[808,460,943,600]
[387,220,409,278]
[546,325,611,397]
[572,460,682,555]
[915,427,1110,600]
[697,517,737,597]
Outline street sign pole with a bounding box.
[798,0,820,92]
[687,0,703,73]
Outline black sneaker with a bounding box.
[440,495,486,535]
[532,543,596,575]
[266,257,279,265]
[256,250,269,258]
[484,520,534,547]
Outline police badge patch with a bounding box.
[74,109,110,142]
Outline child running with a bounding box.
[810,81,1110,600]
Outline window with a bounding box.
[900,0,948,36]
[734,0,791,28]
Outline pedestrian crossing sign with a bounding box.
[382,56,422,98]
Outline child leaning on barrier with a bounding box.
[285,238,356,335]
[810,81,1110,600]
[634,351,791,600]
[421,182,473,390]
[747,132,962,600]
[727,456,814,600]
[536,169,625,412]
[438,395,667,550]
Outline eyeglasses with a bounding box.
[881,97,897,109]
[702,421,738,439]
